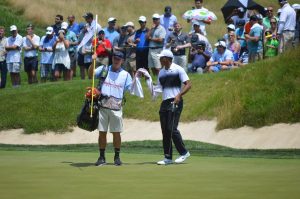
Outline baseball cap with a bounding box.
[237,19,246,26]
[196,40,206,48]
[250,15,258,21]
[165,6,172,12]
[138,16,147,22]
[125,21,134,27]
[278,0,287,4]
[152,13,160,19]
[61,22,68,30]
[82,12,93,19]
[46,26,54,35]
[113,51,125,59]
[10,25,17,31]
[238,7,245,12]
[227,24,235,30]
[157,49,174,59]
[98,29,105,34]
[214,41,226,47]
[192,20,201,26]
[108,17,116,23]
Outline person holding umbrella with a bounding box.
[188,0,211,36]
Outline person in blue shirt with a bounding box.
[160,6,177,45]
[67,15,80,36]
[188,41,211,73]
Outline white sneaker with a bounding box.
[157,158,173,165]
[175,152,190,164]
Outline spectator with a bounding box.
[39,27,56,83]
[124,22,136,77]
[223,24,235,45]
[264,30,279,58]
[67,15,80,36]
[0,26,7,88]
[269,17,278,38]
[91,29,112,67]
[104,17,120,65]
[207,40,233,72]
[23,24,40,84]
[166,22,189,71]
[277,0,296,53]
[190,21,212,52]
[160,6,177,44]
[52,14,63,36]
[228,7,249,27]
[62,22,78,78]
[134,16,149,72]
[227,31,241,61]
[263,7,279,29]
[235,20,247,55]
[188,40,211,73]
[188,0,211,36]
[77,12,101,79]
[147,13,166,76]
[114,25,128,53]
[234,49,249,67]
[52,29,70,81]
[104,17,120,47]
[5,25,22,87]
[245,15,263,63]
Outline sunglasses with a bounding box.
[152,18,159,21]
[267,10,273,12]
[229,35,235,37]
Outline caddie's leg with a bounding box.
[94,132,107,166]
[112,132,122,166]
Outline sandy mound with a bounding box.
[0,119,300,149]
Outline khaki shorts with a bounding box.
[96,57,109,67]
[7,62,21,73]
[98,107,123,132]
[124,57,136,72]
[148,48,162,69]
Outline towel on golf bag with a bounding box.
[77,99,99,131]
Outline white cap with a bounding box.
[125,21,134,27]
[61,22,68,30]
[139,16,147,22]
[238,7,245,12]
[214,41,226,47]
[108,17,116,23]
[46,26,54,34]
[192,20,201,26]
[227,24,235,30]
[157,49,174,59]
[152,13,160,19]
[10,25,17,31]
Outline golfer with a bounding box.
[88,51,132,166]
[156,49,191,165]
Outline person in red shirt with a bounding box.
[92,30,112,66]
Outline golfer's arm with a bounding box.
[179,80,191,98]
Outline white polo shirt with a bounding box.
[278,3,296,33]
[158,63,189,101]
[6,34,23,63]
[23,34,40,57]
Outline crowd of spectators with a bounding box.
[0,0,299,88]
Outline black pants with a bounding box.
[159,98,187,159]
[0,61,7,88]
[136,50,149,71]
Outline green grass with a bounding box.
[1,150,300,199]
[1,140,300,159]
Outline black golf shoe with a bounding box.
[114,157,122,166]
[95,157,106,166]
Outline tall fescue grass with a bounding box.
[8,0,299,42]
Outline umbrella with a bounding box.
[182,8,217,21]
[221,0,266,22]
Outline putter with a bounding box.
[168,101,177,159]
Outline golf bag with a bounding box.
[77,99,99,131]
[77,65,109,131]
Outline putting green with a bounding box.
[0,151,300,199]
